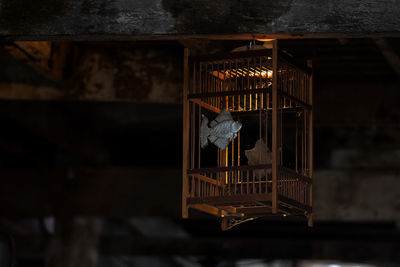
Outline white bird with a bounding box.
[200,110,242,150]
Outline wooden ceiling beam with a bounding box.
[2,42,70,85]
[3,33,400,42]
[0,0,399,40]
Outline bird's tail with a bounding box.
[200,115,210,148]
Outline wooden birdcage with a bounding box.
[182,41,313,230]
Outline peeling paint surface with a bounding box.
[72,45,182,103]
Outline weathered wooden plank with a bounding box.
[190,204,229,217]
[0,0,399,40]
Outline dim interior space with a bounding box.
[0,37,399,267]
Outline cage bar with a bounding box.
[183,41,313,229]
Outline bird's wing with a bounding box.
[212,137,231,150]
[213,110,233,123]
[208,134,218,143]
[209,119,218,128]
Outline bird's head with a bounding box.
[231,121,242,134]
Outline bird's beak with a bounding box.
[237,122,242,131]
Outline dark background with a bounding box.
[0,37,399,267]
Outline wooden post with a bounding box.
[307,60,313,227]
[222,75,229,184]
[271,40,278,214]
[182,48,190,218]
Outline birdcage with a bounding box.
[182,41,313,230]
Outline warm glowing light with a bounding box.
[256,38,275,42]
[260,70,273,79]
[211,70,272,79]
